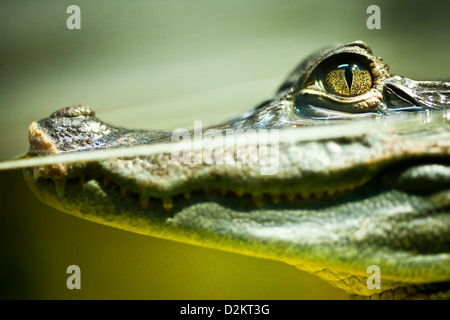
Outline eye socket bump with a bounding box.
[323,63,372,97]
[291,43,391,114]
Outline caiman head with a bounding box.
[22,41,450,299]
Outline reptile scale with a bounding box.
[9,41,450,299]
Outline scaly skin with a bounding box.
[22,41,450,299]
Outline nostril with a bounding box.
[28,122,57,155]
[50,104,95,118]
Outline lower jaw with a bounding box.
[23,168,450,292]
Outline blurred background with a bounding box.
[0,0,448,299]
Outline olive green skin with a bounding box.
[24,41,450,299]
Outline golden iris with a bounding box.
[324,64,372,96]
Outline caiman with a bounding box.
[8,41,450,299]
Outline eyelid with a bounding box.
[295,104,381,120]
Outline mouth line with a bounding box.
[25,169,362,213]
[24,157,450,214]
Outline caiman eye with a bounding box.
[323,63,372,97]
[292,42,391,115]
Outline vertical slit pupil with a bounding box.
[325,63,370,97]
[343,65,353,91]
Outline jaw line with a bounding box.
[23,163,450,288]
